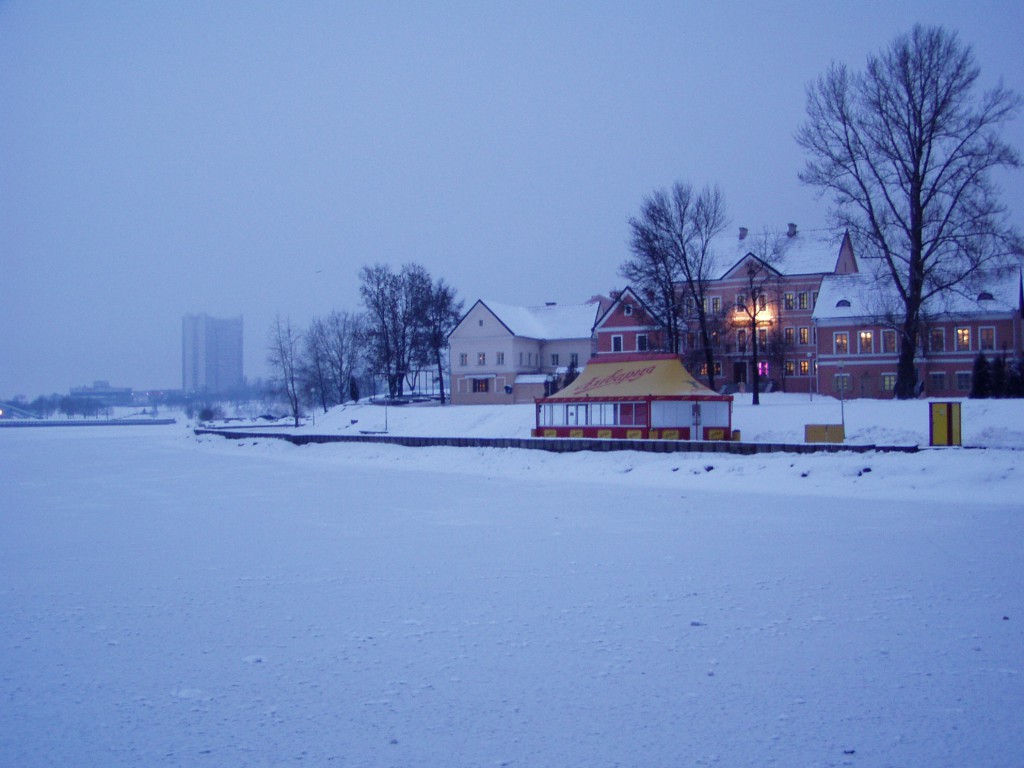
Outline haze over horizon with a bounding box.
[2,1,1022,398]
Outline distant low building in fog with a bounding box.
[182,314,244,394]
[69,380,134,406]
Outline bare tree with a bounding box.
[797,24,1022,398]
[301,317,333,414]
[623,182,728,389]
[416,277,463,404]
[323,310,365,406]
[359,263,433,398]
[731,229,785,405]
[268,314,302,427]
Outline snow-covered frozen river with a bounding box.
[1,418,1022,766]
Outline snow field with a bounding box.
[1,400,1022,767]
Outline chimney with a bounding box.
[738,226,748,240]
[787,222,798,237]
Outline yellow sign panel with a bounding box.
[930,402,962,446]
[626,429,643,439]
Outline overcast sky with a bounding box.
[2,1,1022,397]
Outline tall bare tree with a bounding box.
[359,263,434,399]
[797,24,1022,398]
[623,182,728,389]
[268,314,302,427]
[731,229,785,405]
[417,277,463,405]
[323,310,365,406]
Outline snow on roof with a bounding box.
[482,300,599,340]
[814,268,1022,321]
[711,229,842,279]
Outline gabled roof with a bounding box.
[813,268,1023,321]
[593,286,662,329]
[713,230,848,280]
[456,299,600,340]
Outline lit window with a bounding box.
[472,378,489,393]
[784,292,794,310]
[834,373,851,392]
[859,331,873,353]
[834,332,849,355]
[799,327,810,345]
[784,327,795,345]
[758,361,769,376]
[758,329,767,348]
[882,373,896,391]
[711,297,722,313]
[955,327,971,351]
[799,360,810,375]
[799,292,808,309]
[785,360,795,375]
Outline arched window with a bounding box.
[836,299,851,308]
[977,291,994,301]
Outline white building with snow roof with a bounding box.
[448,299,606,404]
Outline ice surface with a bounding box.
[1,397,1022,766]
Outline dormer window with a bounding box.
[836,299,851,308]
[978,291,994,301]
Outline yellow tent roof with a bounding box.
[544,354,725,400]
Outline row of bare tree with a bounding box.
[622,25,1021,401]
[268,263,463,426]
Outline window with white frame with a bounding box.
[955,327,971,351]
[799,359,810,375]
[612,335,623,352]
[799,327,810,345]
[883,330,897,353]
[784,327,795,345]
[956,371,972,391]
[929,328,945,353]
[834,373,851,392]
[798,292,808,309]
[636,334,649,352]
[882,373,896,391]
[711,296,722,313]
[859,330,873,353]
[477,352,486,365]
[551,353,559,367]
[459,353,468,366]
[784,292,795,310]
[834,332,849,355]
[929,372,946,391]
[496,351,505,365]
[980,327,995,350]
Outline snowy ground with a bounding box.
[1,397,1022,767]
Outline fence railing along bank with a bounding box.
[193,428,919,455]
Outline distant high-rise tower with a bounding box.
[182,314,244,393]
